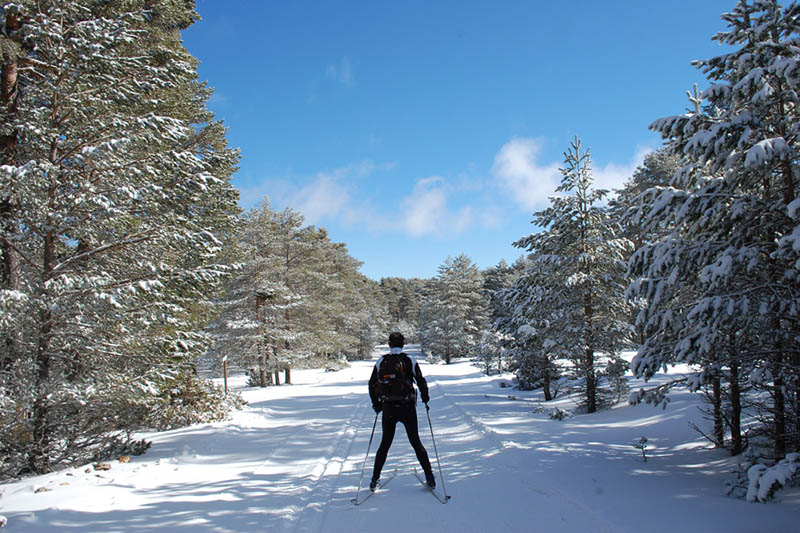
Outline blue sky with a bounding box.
[181,0,734,280]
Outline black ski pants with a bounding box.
[372,401,433,481]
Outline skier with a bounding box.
[368,332,435,490]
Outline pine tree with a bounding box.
[419,254,489,364]
[209,202,385,381]
[611,148,683,254]
[480,259,517,375]
[515,138,632,413]
[495,256,568,399]
[0,0,239,476]
[379,277,425,342]
[634,0,800,457]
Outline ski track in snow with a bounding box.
[1,346,798,532]
[290,398,369,532]
[428,376,621,532]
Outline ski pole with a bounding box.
[351,410,379,504]
[425,405,451,500]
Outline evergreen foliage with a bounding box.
[208,202,387,383]
[0,0,240,477]
[494,256,569,399]
[419,254,490,364]
[378,276,426,342]
[479,260,517,375]
[629,0,800,458]
[512,138,632,412]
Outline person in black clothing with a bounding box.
[368,332,435,490]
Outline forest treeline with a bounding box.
[1,0,799,499]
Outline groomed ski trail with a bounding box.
[311,351,621,533]
[5,349,797,533]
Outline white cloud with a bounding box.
[400,177,472,237]
[490,138,560,211]
[288,171,475,238]
[326,57,354,86]
[592,145,653,195]
[290,174,350,225]
[237,179,291,210]
[239,163,481,238]
[492,137,653,208]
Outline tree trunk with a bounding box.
[712,372,724,447]
[1,13,21,371]
[774,356,786,458]
[258,354,267,388]
[31,228,56,472]
[543,365,553,402]
[729,356,742,456]
[585,346,596,413]
[284,367,291,385]
[770,316,787,457]
[795,349,800,452]
[274,369,280,385]
[795,380,800,453]
[584,294,596,413]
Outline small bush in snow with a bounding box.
[147,371,246,430]
[548,407,571,421]
[634,437,648,462]
[724,449,800,502]
[746,454,800,503]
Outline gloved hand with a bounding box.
[372,403,382,414]
[425,402,430,412]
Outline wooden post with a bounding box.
[222,355,228,395]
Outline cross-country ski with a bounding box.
[414,468,451,504]
[351,468,398,506]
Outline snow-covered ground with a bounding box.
[1,346,797,532]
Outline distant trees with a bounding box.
[0,1,240,476]
[208,202,387,384]
[494,256,568,399]
[479,260,517,375]
[419,254,490,364]
[378,277,426,343]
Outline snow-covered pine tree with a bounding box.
[419,254,489,364]
[208,202,384,381]
[515,138,632,413]
[634,0,800,457]
[379,277,426,342]
[345,274,388,360]
[480,259,518,375]
[610,148,684,353]
[616,149,736,436]
[310,232,387,362]
[611,148,683,256]
[494,256,569,399]
[0,1,240,476]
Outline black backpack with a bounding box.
[375,353,414,403]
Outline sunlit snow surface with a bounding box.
[1,347,797,532]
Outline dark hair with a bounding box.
[388,332,405,348]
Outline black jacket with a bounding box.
[369,352,430,406]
